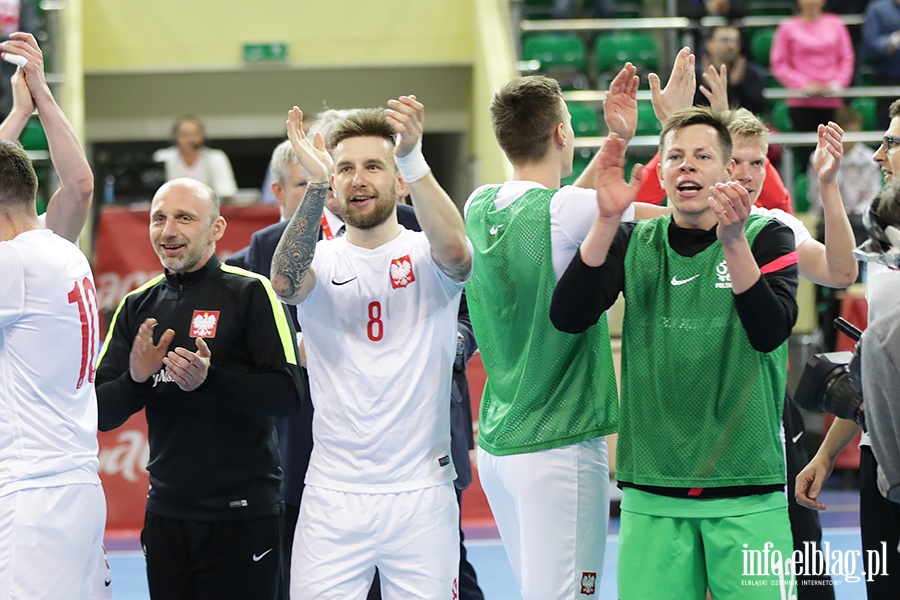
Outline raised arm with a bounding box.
[648,47,696,124]
[799,122,858,287]
[270,107,333,305]
[574,134,641,268]
[0,32,93,242]
[574,63,639,188]
[698,63,730,113]
[386,95,471,282]
[0,60,33,141]
[550,134,639,332]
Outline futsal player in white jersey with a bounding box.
[271,97,472,600]
[0,139,105,599]
[0,32,113,599]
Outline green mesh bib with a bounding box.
[616,214,787,487]
[466,186,618,456]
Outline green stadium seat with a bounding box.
[20,117,48,151]
[850,97,877,131]
[522,33,587,72]
[750,28,776,69]
[771,100,793,132]
[636,101,662,136]
[793,172,810,213]
[594,32,659,76]
[568,103,601,136]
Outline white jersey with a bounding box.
[0,229,100,495]
[298,228,468,493]
[464,182,637,280]
[751,206,812,248]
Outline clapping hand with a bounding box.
[649,47,696,124]
[286,107,333,183]
[385,95,425,158]
[129,318,175,384]
[163,337,212,393]
[595,133,643,220]
[812,121,844,185]
[603,63,639,142]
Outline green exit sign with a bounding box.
[242,43,289,63]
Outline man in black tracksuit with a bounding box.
[96,178,304,600]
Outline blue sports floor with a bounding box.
[108,489,871,599]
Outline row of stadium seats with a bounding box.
[524,25,878,90]
[522,28,778,84]
[522,31,660,85]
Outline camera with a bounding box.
[793,318,865,431]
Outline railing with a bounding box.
[561,87,900,104]
[519,14,863,34]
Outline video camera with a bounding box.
[794,318,865,431]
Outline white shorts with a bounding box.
[291,483,459,600]
[0,483,106,600]
[477,437,610,600]
[89,544,112,600]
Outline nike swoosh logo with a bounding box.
[792,431,803,444]
[489,225,502,235]
[670,274,700,286]
[331,277,357,286]
[104,579,111,587]
[252,548,273,562]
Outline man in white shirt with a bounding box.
[271,97,472,599]
[0,31,112,599]
[0,138,105,600]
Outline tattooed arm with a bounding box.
[270,107,334,305]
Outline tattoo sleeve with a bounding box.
[270,181,329,303]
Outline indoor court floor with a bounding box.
[107,487,871,599]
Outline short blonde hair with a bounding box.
[723,108,769,147]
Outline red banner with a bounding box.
[95,205,279,533]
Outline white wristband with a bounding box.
[395,137,430,183]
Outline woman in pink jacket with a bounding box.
[770,0,855,170]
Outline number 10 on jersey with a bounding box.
[67,277,99,389]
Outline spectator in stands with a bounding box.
[153,115,238,201]
[677,0,747,18]
[807,105,882,220]
[694,24,768,117]
[862,0,900,130]
[551,0,616,19]
[770,0,855,170]
[677,0,747,48]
